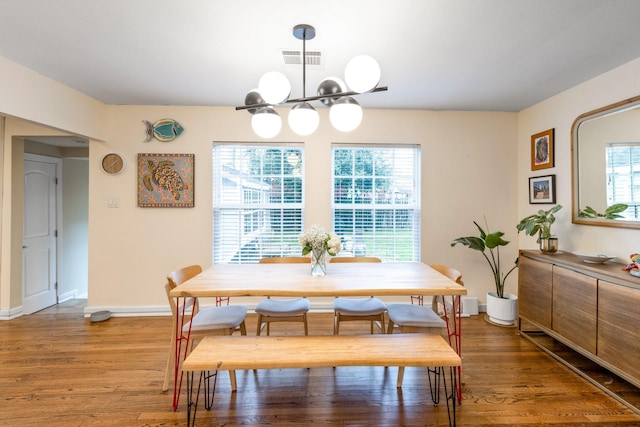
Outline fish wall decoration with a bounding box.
[143,118,184,142]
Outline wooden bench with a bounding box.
[182,333,461,427]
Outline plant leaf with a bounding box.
[451,236,485,252]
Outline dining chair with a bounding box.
[330,256,386,334]
[163,264,248,395]
[386,263,464,403]
[256,257,311,336]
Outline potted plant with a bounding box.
[516,204,562,253]
[451,220,518,325]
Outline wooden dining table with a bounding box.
[168,261,467,410]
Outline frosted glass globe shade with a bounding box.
[258,71,291,104]
[344,55,380,93]
[251,107,281,138]
[288,102,319,136]
[329,97,362,132]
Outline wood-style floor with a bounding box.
[1,300,640,427]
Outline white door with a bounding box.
[23,155,59,314]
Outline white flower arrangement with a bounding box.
[299,225,341,256]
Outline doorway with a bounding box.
[21,136,89,315]
[23,154,60,314]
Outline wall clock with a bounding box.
[101,153,125,175]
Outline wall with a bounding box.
[1,55,517,316]
[518,57,640,259]
[87,106,518,314]
[62,158,89,299]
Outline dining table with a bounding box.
[168,261,467,410]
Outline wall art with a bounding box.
[529,174,555,204]
[143,118,184,142]
[531,128,554,170]
[137,153,194,207]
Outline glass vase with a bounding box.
[311,247,328,276]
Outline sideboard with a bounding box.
[518,250,640,411]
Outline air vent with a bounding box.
[280,49,322,67]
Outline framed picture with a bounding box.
[531,128,554,170]
[529,174,555,204]
[137,153,194,207]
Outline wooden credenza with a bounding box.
[518,250,640,391]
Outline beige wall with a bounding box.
[518,57,640,258]
[6,53,640,317]
[88,106,518,313]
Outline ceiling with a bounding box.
[2,0,640,115]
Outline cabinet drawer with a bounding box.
[598,280,640,383]
[552,266,597,354]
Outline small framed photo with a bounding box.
[529,174,555,204]
[137,153,194,207]
[531,128,554,170]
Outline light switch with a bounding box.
[107,197,119,208]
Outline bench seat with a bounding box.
[183,333,460,371]
[182,333,461,426]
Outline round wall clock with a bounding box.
[101,153,125,175]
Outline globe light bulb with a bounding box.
[258,71,291,104]
[329,97,362,132]
[251,107,281,138]
[344,55,381,93]
[288,102,319,136]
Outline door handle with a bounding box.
[22,245,27,249]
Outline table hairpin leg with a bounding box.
[173,296,194,411]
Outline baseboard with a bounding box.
[0,306,24,320]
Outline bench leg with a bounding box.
[203,370,218,410]
[441,366,457,427]
[427,366,442,404]
[186,371,201,427]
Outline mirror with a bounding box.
[572,95,640,229]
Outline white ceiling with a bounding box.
[2,0,640,113]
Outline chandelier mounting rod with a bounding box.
[293,24,315,99]
[235,86,388,111]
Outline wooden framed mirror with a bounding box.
[572,95,640,229]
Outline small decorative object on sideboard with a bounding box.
[573,253,615,264]
[517,204,562,253]
[623,253,640,277]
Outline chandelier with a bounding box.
[236,24,387,138]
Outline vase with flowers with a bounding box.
[299,225,341,276]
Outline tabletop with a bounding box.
[169,262,467,298]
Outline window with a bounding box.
[332,145,421,261]
[213,143,304,264]
[606,143,640,219]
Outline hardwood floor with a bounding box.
[1,300,639,426]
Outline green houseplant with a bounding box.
[451,221,518,299]
[516,204,562,252]
[578,203,628,219]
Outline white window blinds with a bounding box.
[332,145,421,261]
[213,143,304,264]
[606,143,640,220]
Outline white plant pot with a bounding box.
[486,291,518,326]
